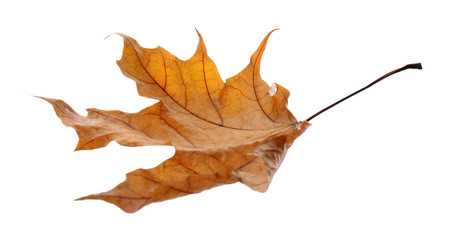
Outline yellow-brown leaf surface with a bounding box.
[42,30,310,213]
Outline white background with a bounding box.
[1,0,455,239]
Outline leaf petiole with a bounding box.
[305,63,422,122]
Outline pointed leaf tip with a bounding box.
[194,27,202,37]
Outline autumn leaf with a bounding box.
[41,29,422,213]
[41,30,310,213]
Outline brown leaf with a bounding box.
[41,30,310,213]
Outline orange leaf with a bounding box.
[41,30,310,213]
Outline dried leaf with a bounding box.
[41,30,310,213]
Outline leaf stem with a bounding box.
[305,63,422,122]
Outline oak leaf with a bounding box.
[42,30,310,213]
